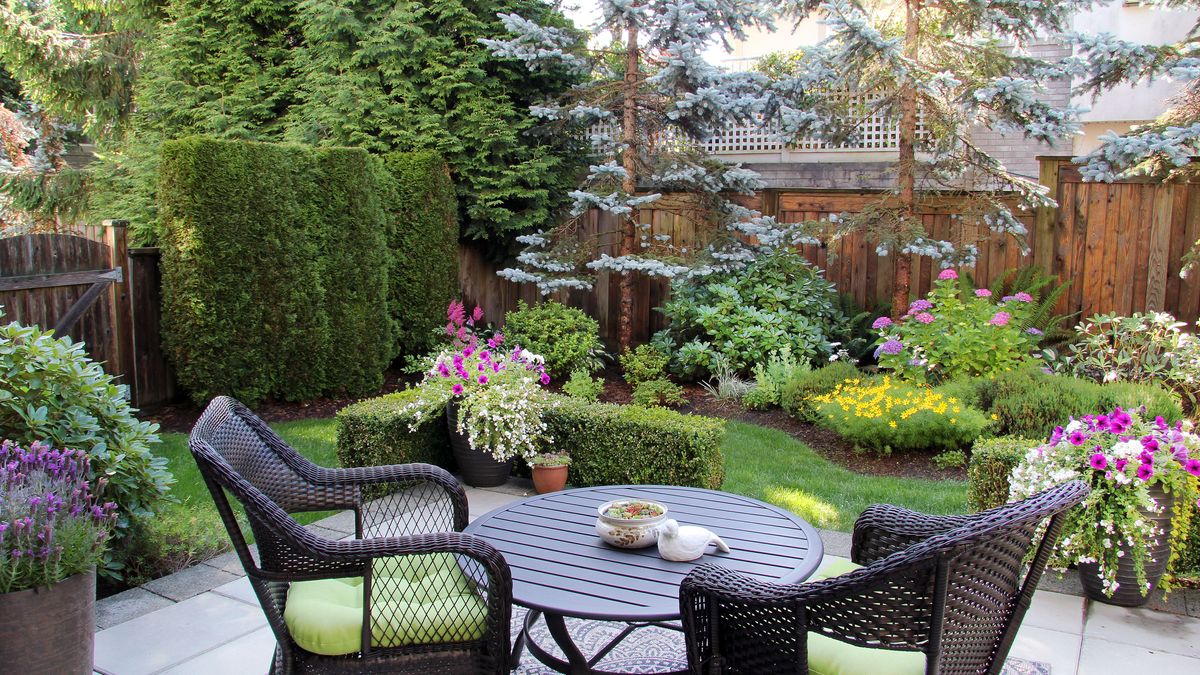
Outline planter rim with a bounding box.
[0,568,95,597]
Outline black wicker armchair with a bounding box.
[680,480,1090,675]
[189,396,511,674]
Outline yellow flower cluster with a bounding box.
[810,376,962,424]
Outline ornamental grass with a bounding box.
[810,376,990,455]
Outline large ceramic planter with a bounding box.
[0,568,95,674]
[1078,483,1174,607]
[446,401,512,487]
[532,465,569,494]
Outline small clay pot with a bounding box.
[532,464,569,494]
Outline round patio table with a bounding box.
[464,484,823,675]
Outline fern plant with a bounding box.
[960,267,1076,346]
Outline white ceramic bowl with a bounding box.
[595,499,668,549]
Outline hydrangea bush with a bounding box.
[1009,408,1200,598]
[873,269,1039,384]
[404,302,553,462]
[1,441,118,592]
[809,375,990,455]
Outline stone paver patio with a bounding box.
[93,481,1200,675]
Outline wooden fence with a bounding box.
[462,156,1200,344]
[0,222,174,408]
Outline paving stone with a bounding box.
[200,546,257,575]
[1024,591,1086,634]
[157,626,276,675]
[303,524,347,541]
[94,587,175,631]
[466,487,525,522]
[94,592,266,675]
[310,509,356,535]
[1084,600,1200,658]
[210,575,257,606]
[472,477,535,497]
[816,528,852,558]
[1008,625,1082,675]
[141,562,241,603]
[1078,635,1200,674]
[1038,570,1085,598]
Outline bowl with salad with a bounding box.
[595,499,669,548]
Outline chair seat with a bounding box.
[806,558,926,675]
[284,553,488,656]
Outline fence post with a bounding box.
[104,220,137,399]
[1033,156,1062,276]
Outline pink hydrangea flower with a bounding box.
[915,312,935,324]
[871,316,893,330]
[975,288,992,297]
[937,269,958,281]
[1012,292,1033,303]
[988,311,1011,327]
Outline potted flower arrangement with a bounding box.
[528,453,572,494]
[1,440,118,673]
[406,301,555,487]
[1009,407,1200,606]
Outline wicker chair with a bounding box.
[189,396,511,674]
[680,480,1090,675]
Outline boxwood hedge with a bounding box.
[966,436,1038,512]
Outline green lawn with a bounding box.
[157,417,966,533]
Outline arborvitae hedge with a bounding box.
[159,137,392,404]
[378,152,459,356]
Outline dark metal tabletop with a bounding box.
[464,485,824,622]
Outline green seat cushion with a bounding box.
[806,558,926,675]
[283,553,488,656]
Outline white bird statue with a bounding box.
[657,519,730,562]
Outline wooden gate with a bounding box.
[0,221,136,396]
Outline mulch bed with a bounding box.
[146,367,964,482]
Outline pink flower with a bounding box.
[478,375,489,385]
[909,299,933,312]
[1089,452,1108,470]
[1186,459,1200,477]
[472,305,483,322]
[871,316,893,330]
[937,269,958,281]
[540,373,551,385]
[1137,463,1154,481]
[988,311,1011,327]
[975,288,992,297]
[1070,431,1089,446]
[451,383,464,396]
[915,312,935,324]
[480,350,491,360]
[1012,292,1033,303]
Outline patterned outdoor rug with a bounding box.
[511,609,1052,674]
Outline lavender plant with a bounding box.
[1,440,118,593]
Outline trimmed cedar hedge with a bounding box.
[159,137,457,404]
[335,393,727,489]
[966,436,1038,512]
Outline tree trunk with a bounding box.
[892,0,921,318]
[617,20,640,350]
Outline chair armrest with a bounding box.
[851,504,974,565]
[308,463,469,534]
[681,561,934,673]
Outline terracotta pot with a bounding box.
[446,401,512,487]
[1078,482,1174,607]
[532,464,569,494]
[0,568,95,674]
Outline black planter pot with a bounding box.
[0,568,95,674]
[446,401,512,487]
[1079,482,1174,607]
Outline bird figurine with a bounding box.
[656,519,730,562]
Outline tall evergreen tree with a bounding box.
[763,1,1088,315]
[484,0,788,348]
[285,0,584,241]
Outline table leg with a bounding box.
[544,613,592,675]
[511,609,541,670]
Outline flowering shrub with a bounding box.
[1,441,118,592]
[873,269,1039,384]
[1009,408,1200,597]
[810,376,990,454]
[1059,312,1200,412]
[404,301,554,462]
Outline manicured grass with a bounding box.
[156,417,967,534]
[720,420,968,531]
[156,418,341,526]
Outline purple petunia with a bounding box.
[540,373,551,385]
[1186,459,1200,477]
[1137,463,1155,481]
[1069,431,1089,446]
[451,383,464,396]
[988,311,1011,327]
[975,288,992,297]
[937,269,958,281]
[1089,453,1108,470]
[871,316,893,330]
[477,375,489,385]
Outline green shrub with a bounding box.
[335,389,453,470]
[986,368,1183,440]
[810,375,989,454]
[503,300,605,378]
[780,361,861,422]
[159,137,392,404]
[562,369,605,402]
[932,449,967,470]
[123,506,233,585]
[378,152,459,357]
[620,344,670,387]
[543,396,725,489]
[967,436,1038,512]
[0,313,171,576]
[654,250,848,377]
[743,349,811,410]
[632,379,688,408]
